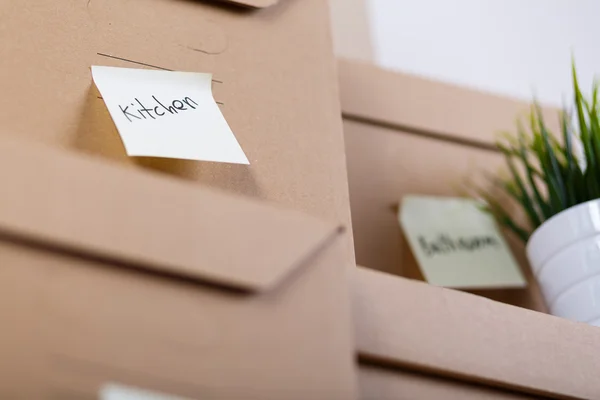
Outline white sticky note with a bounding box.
[100,383,191,400]
[399,195,526,289]
[91,66,249,164]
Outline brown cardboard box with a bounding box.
[0,135,357,399]
[344,119,546,312]
[0,0,354,258]
[343,118,502,275]
[339,59,559,312]
[0,2,359,397]
[353,267,600,400]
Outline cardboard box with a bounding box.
[344,119,546,311]
[353,266,600,400]
[0,2,359,397]
[0,135,357,399]
[0,0,354,258]
[340,59,557,312]
[343,118,503,274]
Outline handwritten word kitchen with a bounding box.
[119,95,199,123]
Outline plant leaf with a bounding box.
[497,146,542,226]
[536,103,568,211]
[471,185,530,242]
[516,120,551,219]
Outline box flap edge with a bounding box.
[0,134,341,293]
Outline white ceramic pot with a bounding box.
[527,199,600,326]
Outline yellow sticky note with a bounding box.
[91,66,249,164]
[399,195,526,289]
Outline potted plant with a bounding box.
[480,65,600,326]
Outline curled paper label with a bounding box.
[400,195,526,289]
[92,66,249,164]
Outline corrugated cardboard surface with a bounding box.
[353,267,600,400]
[0,135,357,399]
[0,0,354,259]
[359,365,538,400]
[344,119,547,311]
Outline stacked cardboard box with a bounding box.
[341,60,600,399]
[339,59,555,312]
[352,266,600,399]
[2,1,600,399]
[0,0,356,398]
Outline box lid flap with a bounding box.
[338,59,559,149]
[0,134,341,292]
[217,0,279,8]
[353,266,600,399]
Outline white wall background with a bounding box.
[338,0,600,107]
